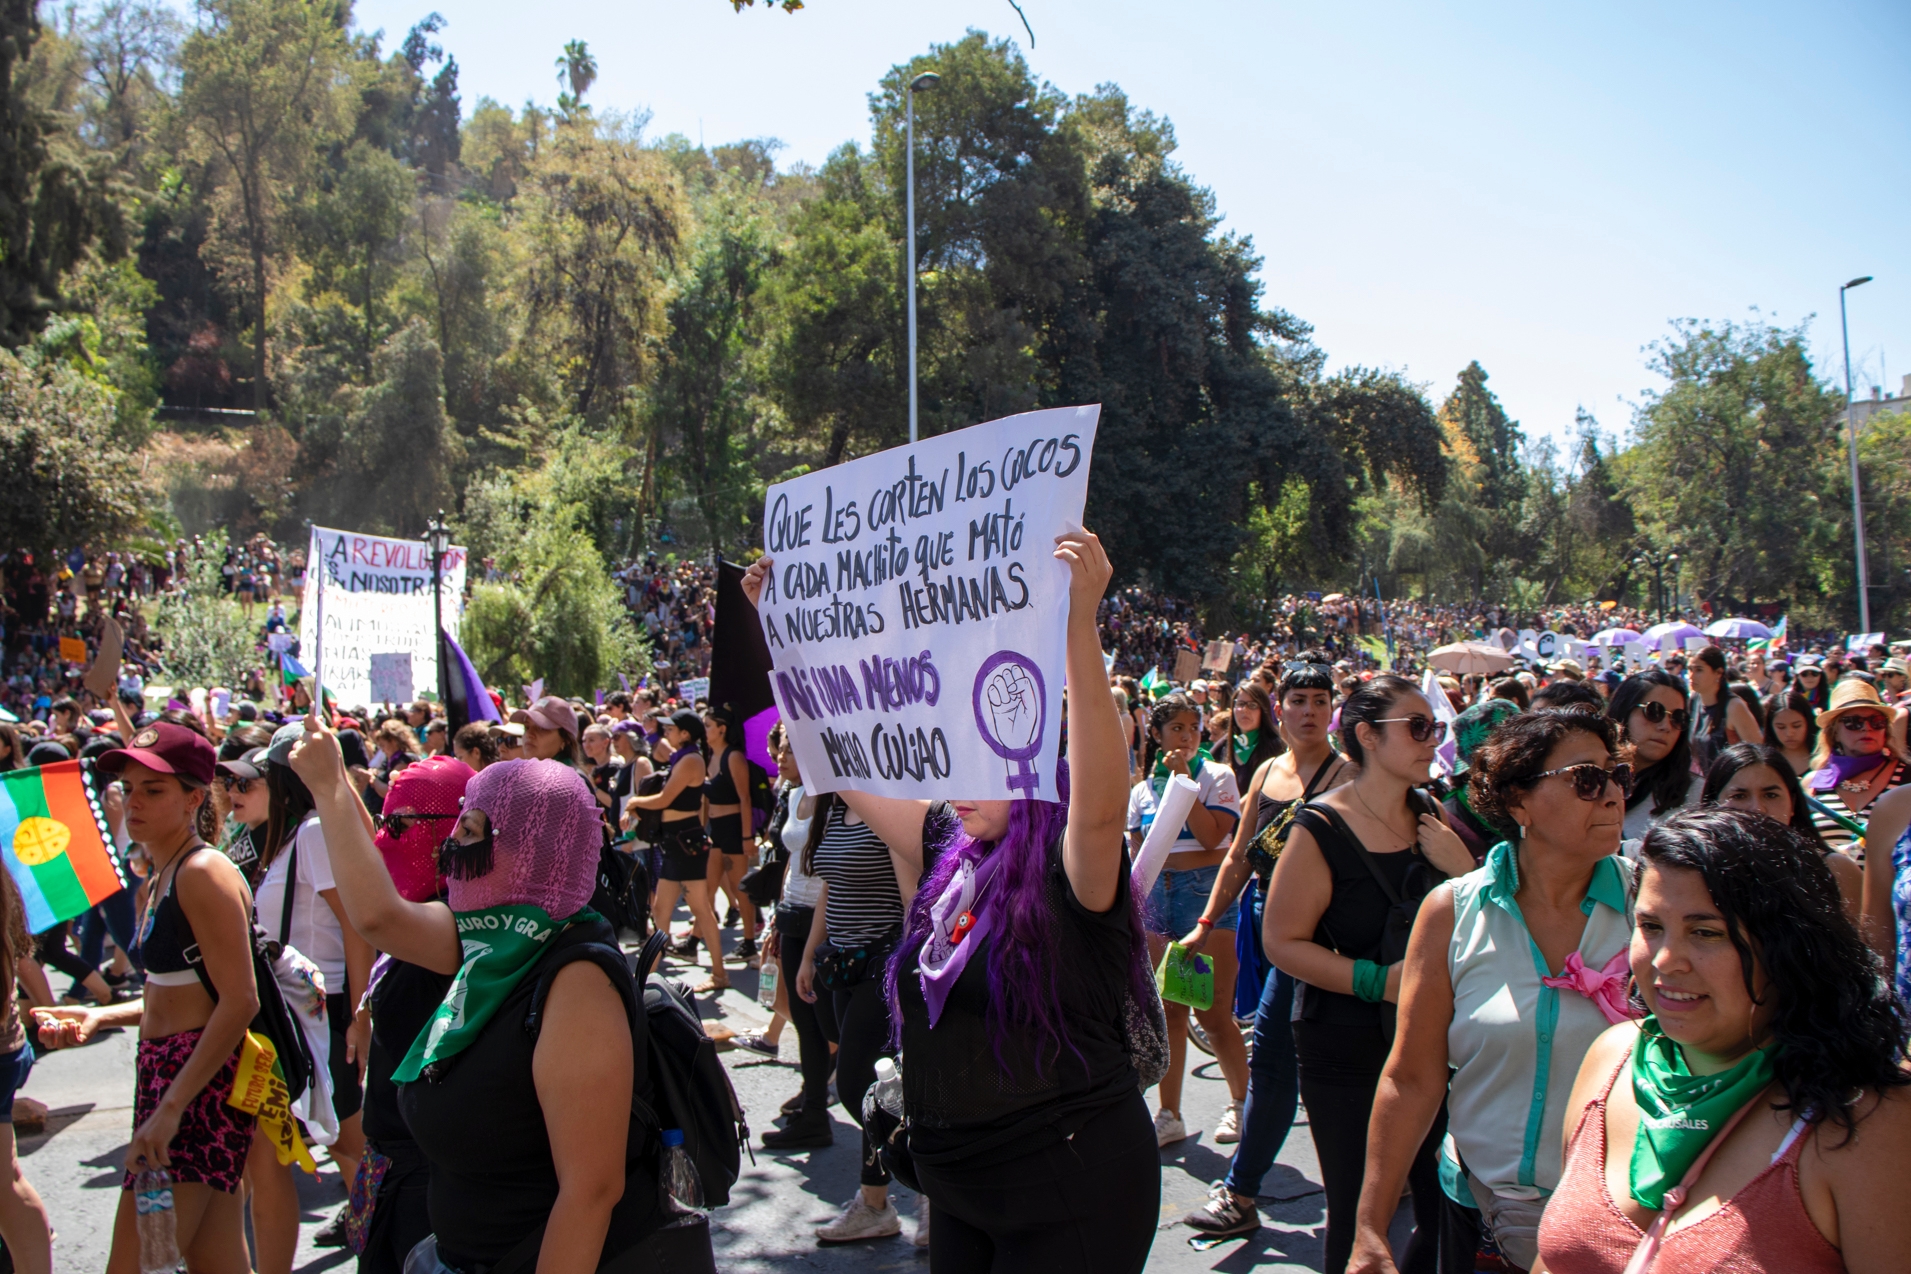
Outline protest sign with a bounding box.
[757,404,1099,799]
[1847,632,1884,653]
[1174,649,1202,684]
[677,676,710,705]
[368,653,414,705]
[1202,640,1232,673]
[58,637,86,663]
[83,618,123,702]
[301,526,466,707]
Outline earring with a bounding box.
[1516,824,1527,840]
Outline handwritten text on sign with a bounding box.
[759,405,1099,799]
[302,526,467,708]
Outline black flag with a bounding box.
[709,559,779,771]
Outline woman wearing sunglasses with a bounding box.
[1348,710,1635,1274]
[1802,679,1908,855]
[1606,671,1702,852]
[1793,657,1831,712]
[1264,676,1475,1274]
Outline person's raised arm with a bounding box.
[286,708,460,974]
[1347,886,1458,1274]
[1057,530,1125,912]
[1860,785,1911,963]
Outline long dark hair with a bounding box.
[1637,807,1909,1141]
[1699,743,1827,851]
[1218,681,1283,777]
[884,761,1152,1076]
[0,723,21,771]
[800,790,843,878]
[1606,670,1694,816]
[259,763,316,875]
[0,859,28,1016]
[1337,674,1421,765]
[1761,690,1819,759]
[1140,693,1200,776]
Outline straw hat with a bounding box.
[1816,677,1890,730]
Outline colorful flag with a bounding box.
[1,761,126,933]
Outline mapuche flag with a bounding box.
[1,761,127,933]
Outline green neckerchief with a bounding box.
[393,904,595,1083]
[1153,743,1212,784]
[1628,1015,1776,1210]
[1231,728,1263,767]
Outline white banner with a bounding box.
[758,405,1099,799]
[302,526,467,708]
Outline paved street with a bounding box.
[18,913,1408,1273]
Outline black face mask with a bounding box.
[438,821,495,881]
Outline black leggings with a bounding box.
[1294,1020,1445,1274]
[915,1091,1158,1274]
[33,922,97,987]
[777,908,833,1111]
[830,977,892,1188]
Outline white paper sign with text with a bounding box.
[758,405,1099,799]
[302,526,466,708]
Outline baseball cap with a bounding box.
[97,721,217,786]
[217,747,269,782]
[509,695,580,739]
[264,721,306,766]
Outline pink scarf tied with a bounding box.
[1540,949,1639,1026]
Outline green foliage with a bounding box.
[0,343,148,555]
[150,528,258,690]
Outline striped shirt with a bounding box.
[1807,758,1909,855]
[813,803,904,946]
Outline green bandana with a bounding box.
[1231,728,1263,767]
[393,904,594,1083]
[1627,1016,1776,1210]
[1154,743,1212,783]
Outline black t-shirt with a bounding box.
[898,835,1137,1168]
[363,958,453,1145]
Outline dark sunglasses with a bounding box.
[217,775,256,794]
[1838,713,1890,733]
[1528,762,1634,801]
[1373,715,1448,743]
[1634,701,1689,729]
[373,811,456,836]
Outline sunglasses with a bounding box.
[1838,713,1890,733]
[1373,716,1448,743]
[1796,669,1822,677]
[1529,762,1634,801]
[373,811,456,836]
[1634,701,1690,729]
[217,775,256,794]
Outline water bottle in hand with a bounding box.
[757,959,778,1009]
[134,1169,181,1274]
[871,1056,904,1118]
[661,1129,705,1209]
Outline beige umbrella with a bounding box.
[1427,641,1516,676]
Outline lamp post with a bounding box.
[906,70,940,444]
[1839,275,1874,634]
[1633,548,1681,622]
[426,511,451,709]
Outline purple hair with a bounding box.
[885,759,1154,1076]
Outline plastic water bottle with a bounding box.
[134,1169,181,1274]
[661,1129,705,1209]
[871,1056,904,1117]
[757,958,779,1009]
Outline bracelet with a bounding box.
[1194,917,1214,930]
[1352,958,1389,1004]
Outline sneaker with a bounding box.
[815,1194,901,1242]
[763,1109,834,1150]
[669,933,699,957]
[1183,1187,1259,1239]
[781,1089,806,1115]
[734,1032,779,1058]
[313,1202,352,1247]
[725,905,742,929]
[731,937,758,963]
[1154,1108,1188,1147]
[914,1195,931,1248]
[1214,1101,1243,1144]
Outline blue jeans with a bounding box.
[1222,968,1299,1199]
[1146,863,1223,937]
[0,1041,33,1118]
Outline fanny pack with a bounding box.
[812,930,899,991]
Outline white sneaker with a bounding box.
[816,1194,902,1243]
[1154,1108,1189,1147]
[914,1194,931,1248]
[1214,1100,1243,1144]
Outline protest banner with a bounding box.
[1202,640,1232,673]
[757,404,1099,799]
[1847,632,1884,653]
[1173,648,1202,684]
[369,653,415,705]
[57,637,86,663]
[301,526,466,707]
[677,676,710,705]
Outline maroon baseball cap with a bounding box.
[98,721,218,786]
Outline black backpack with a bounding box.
[745,759,775,836]
[633,932,749,1206]
[592,840,651,939]
[631,771,667,843]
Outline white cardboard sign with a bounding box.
[757,405,1100,799]
[302,526,466,708]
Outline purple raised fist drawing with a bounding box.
[972,651,1047,794]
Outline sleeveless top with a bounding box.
[1444,846,1633,1201]
[1292,803,1437,1028]
[1689,695,1730,772]
[134,845,207,986]
[1535,1058,1843,1274]
[703,746,741,805]
[1807,758,1908,854]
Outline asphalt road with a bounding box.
[18,914,1413,1273]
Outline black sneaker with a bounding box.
[734,937,758,961]
[1183,1187,1259,1239]
[761,1110,833,1150]
[724,905,741,929]
[313,1202,352,1247]
[669,933,700,957]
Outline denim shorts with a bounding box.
[0,1041,30,1118]
[1146,862,1230,937]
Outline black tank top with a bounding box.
[363,959,453,1146]
[397,918,661,1268]
[703,747,741,805]
[1293,804,1436,1028]
[135,845,208,975]
[1690,695,1730,772]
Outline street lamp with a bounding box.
[426,511,451,709]
[1632,547,1681,622]
[1840,275,1874,633]
[906,70,940,444]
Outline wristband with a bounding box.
[1352,958,1389,1004]
[1194,917,1214,930]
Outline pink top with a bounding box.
[1535,1058,1845,1273]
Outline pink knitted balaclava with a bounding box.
[374,755,473,903]
[445,758,601,916]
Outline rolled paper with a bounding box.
[1131,772,1201,899]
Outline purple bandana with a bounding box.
[918,851,1005,1027]
[1805,753,1887,793]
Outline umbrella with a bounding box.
[1591,627,1642,646]
[1427,642,1516,676]
[1321,593,1346,603]
[1704,617,1772,640]
[1641,621,1705,651]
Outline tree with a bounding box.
[0,344,149,555]
[554,39,595,117]
[298,139,411,368]
[151,528,258,690]
[176,0,348,410]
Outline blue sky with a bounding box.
[347,0,1911,451]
